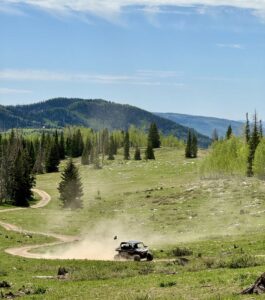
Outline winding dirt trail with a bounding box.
[0,189,78,259]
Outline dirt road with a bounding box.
[0,189,78,259]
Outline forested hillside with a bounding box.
[0,98,211,147]
[156,112,244,138]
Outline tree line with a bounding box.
[0,123,166,208]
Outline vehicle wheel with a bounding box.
[133,255,141,262]
[146,253,153,261]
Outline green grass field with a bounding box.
[1,148,265,299]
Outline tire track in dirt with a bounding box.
[0,189,78,259]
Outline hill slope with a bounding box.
[156,112,244,138]
[0,98,211,147]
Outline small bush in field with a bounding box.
[34,287,47,295]
[215,255,262,269]
[160,282,176,288]
[227,255,261,269]
[172,247,193,257]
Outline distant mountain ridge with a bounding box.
[155,112,245,138]
[0,98,211,147]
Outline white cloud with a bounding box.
[217,43,244,49]
[0,87,32,94]
[137,70,181,78]
[1,0,265,20]
[0,69,184,87]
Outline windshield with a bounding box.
[135,243,145,249]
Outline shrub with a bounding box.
[227,255,261,269]
[172,247,193,257]
[200,137,248,177]
[216,255,261,269]
[34,287,47,295]
[160,282,176,288]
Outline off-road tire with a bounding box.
[133,255,141,262]
[146,253,153,261]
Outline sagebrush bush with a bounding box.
[216,254,262,269]
[172,247,193,257]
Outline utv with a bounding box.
[114,240,153,261]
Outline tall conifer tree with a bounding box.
[145,141,155,160]
[245,113,250,143]
[226,125,233,139]
[185,130,192,158]
[191,134,198,158]
[108,135,115,160]
[12,149,35,207]
[46,141,60,173]
[58,159,83,209]
[148,123,161,148]
[260,120,263,139]
[247,112,260,177]
[59,132,65,159]
[124,131,130,160]
[134,147,142,160]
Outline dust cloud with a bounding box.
[38,178,263,260]
[40,217,173,260]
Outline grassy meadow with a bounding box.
[1,147,265,299]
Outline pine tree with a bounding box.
[4,132,19,201]
[12,149,35,207]
[58,159,83,209]
[185,130,198,158]
[148,123,161,148]
[108,135,115,160]
[27,141,36,170]
[185,130,192,158]
[145,142,155,160]
[46,141,60,173]
[0,133,34,206]
[71,129,84,158]
[59,132,65,159]
[123,131,130,160]
[226,125,233,139]
[40,132,46,155]
[0,138,6,202]
[191,134,198,158]
[245,113,250,143]
[134,147,142,160]
[247,112,260,177]
[260,120,263,139]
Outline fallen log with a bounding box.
[241,273,265,294]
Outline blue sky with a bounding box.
[0,1,265,120]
